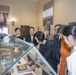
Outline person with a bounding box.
[53,24,62,71]
[25,27,38,67]
[26,27,38,46]
[35,31,56,75]
[57,26,71,75]
[62,25,76,75]
[5,68,14,75]
[13,27,23,40]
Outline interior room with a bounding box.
[0,0,76,35]
[0,0,76,75]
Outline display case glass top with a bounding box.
[0,34,57,75]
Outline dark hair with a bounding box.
[35,31,45,42]
[55,24,62,28]
[15,27,21,32]
[63,25,76,39]
[57,25,66,34]
[30,27,34,30]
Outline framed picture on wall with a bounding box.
[0,12,9,27]
[43,0,54,34]
[0,5,10,34]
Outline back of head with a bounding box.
[57,25,67,34]
[35,31,45,42]
[55,24,62,28]
[63,25,76,39]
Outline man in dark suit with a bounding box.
[53,24,62,71]
[26,27,38,46]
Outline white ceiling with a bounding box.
[24,0,40,2]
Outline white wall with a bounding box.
[38,0,76,34]
[0,0,38,34]
[54,0,76,25]
[38,0,50,32]
[1,0,76,34]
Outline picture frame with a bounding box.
[43,0,54,34]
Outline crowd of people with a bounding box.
[13,24,76,75]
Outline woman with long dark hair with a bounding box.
[62,25,76,75]
[35,31,56,75]
[57,26,71,75]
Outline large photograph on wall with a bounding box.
[0,5,10,34]
[43,0,54,34]
[0,11,9,27]
[43,7,53,26]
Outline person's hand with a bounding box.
[28,65,36,71]
[57,64,60,74]
[9,68,14,74]
[26,61,32,66]
[35,58,42,64]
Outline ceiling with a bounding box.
[24,0,40,2]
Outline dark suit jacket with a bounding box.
[25,35,38,46]
[53,34,61,64]
[13,35,23,40]
[39,40,58,72]
[39,40,53,60]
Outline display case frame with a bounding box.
[0,34,57,75]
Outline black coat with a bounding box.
[39,40,57,73]
[25,35,38,46]
[53,34,61,64]
[13,35,23,40]
[39,40,53,60]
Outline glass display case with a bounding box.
[0,34,57,75]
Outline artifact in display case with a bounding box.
[23,73,33,75]
[17,64,27,71]
[0,34,57,75]
[17,64,28,73]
